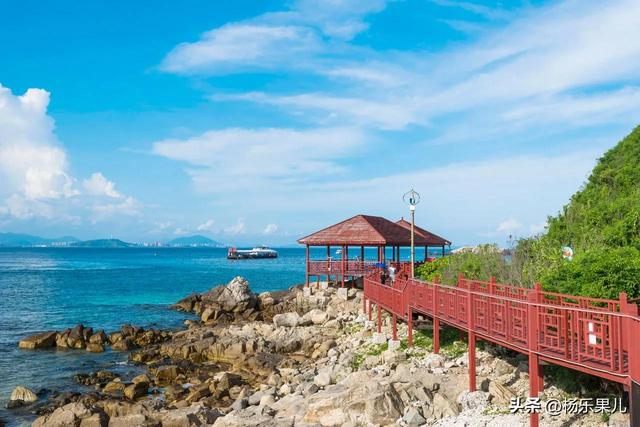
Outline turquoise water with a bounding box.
[0,247,310,426]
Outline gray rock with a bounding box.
[403,407,426,426]
[10,385,38,403]
[18,332,57,349]
[273,312,304,328]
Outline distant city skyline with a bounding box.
[1,0,639,246]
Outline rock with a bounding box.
[303,380,404,425]
[457,390,489,410]
[173,293,200,312]
[302,383,319,397]
[10,385,38,403]
[79,412,108,427]
[111,338,135,351]
[303,309,329,325]
[403,407,426,426]
[258,394,275,407]
[103,380,126,395]
[132,374,150,384]
[201,307,216,322]
[89,330,107,344]
[313,372,331,387]
[67,324,87,349]
[124,381,149,400]
[431,393,460,418]
[488,381,517,404]
[231,398,248,411]
[273,312,303,328]
[18,331,57,349]
[199,277,258,316]
[32,402,95,427]
[154,365,181,385]
[86,343,105,353]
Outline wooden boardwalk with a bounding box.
[362,269,640,427]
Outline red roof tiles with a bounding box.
[298,214,451,246]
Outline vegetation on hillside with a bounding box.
[417,125,640,300]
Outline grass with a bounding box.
[350,323,470,370]
[350,342,389,370]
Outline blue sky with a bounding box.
[1,0,639,246]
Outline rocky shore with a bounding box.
[11,277,626,426]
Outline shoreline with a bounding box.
[7,277,627,426]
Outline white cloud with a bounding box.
[496,218,523,233]
[82,172,122,198]
[0,85,76,204]
[0,83,141,224]
[529,221,547,235]
[197,219,216,232]
[263,223,278,235]
[152,127,363,193]
[160,0,387,75]
[162,24,321,74]
[90,197,141,222]
[173,227,188,235]
[225,218,246,235]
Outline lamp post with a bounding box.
[403,189,420,278]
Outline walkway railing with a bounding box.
[308,259,420,279]
[362,271,640,427]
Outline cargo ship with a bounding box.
[227,246,278,259]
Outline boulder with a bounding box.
[273,312,303,328]
[111,338,135,351]
[431,393,459,418]
[488,381,517,405]
[402,407,426,426]
[154,365,181,385]
[200,277,257,315]
[18,331,57,349]
[124,381,149,400]
[10,385,38,403]
[86,343,105,353]
[89,330,107,344]
[303,309,329,325]
[313,372,331,387]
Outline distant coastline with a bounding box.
[0,233,226,249]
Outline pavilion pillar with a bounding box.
[621,293,640,427]
[442,245,445,257]
[341,245,346,288]
[360,245,364,261]
[425,246,428,261]
[326,245,331,285]
[305,245,310,287]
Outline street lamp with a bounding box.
[403,189,421,278]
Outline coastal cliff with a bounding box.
[14,278,621,426]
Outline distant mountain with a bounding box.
[166,235,225,247]
[70,239,135,248]
[0,233,79,247]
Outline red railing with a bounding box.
[308,259,418,278]
[363,273,640,386]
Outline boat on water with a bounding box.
[227,246,278,259]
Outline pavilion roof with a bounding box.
[298,214,450,246]
[395,218,451,246]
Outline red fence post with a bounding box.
[620,293,640,426]
[466,275,476,392]
[408,306,413,347]
[527,283,542,427]
[392,313,398,341]
[377,303,382,334]
[433,276,440,354]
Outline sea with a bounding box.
[0,247,315,426]
[0,246,434,426]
